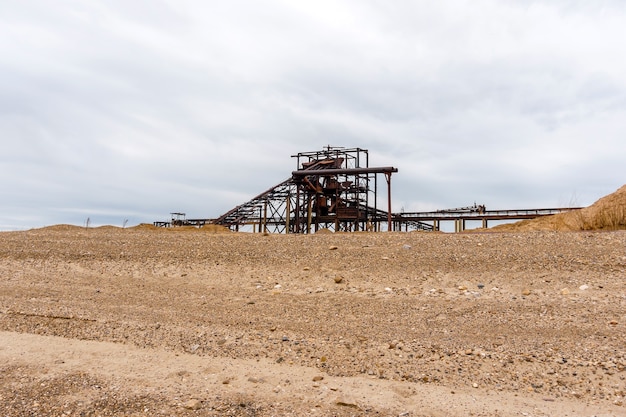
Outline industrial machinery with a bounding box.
[213,146,403,233]
[154,146,581,232]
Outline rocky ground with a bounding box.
[1,226,625,416]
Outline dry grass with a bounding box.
[493,184,626,232]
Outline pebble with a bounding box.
[522,288,531,296]
[334,276,343,284]
[335,397,359,409]
[312,376,324,381]
[328,246,338,250]
[560,288,570,295]
[183,399,202,410]
[579,284,589,291]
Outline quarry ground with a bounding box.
[0,226,625,416]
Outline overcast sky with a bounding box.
[1,1,625,230]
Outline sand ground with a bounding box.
[1,226,625,416]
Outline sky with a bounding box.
[1,0,625,230]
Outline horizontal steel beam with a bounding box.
[292,167,398,177]
[394,207,582,221]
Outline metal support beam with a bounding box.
[385,171,392,232]
[285,196,290,234]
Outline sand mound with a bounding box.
[94,225,122,231]
[199,224,232,233]
[129,223,160,231]
[35,224,85,232]
[493,184,626,232]
[128,223,231,233]
[158,224,232,233]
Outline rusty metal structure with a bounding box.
[393,205,581,232]
[154,146,582,232]
[211,146,405,233]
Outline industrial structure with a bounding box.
[213,147,403,233]
[154,146,581,233]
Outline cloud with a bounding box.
[1,0,625,229]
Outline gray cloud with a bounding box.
[1,1,625,229]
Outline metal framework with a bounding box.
[212,146,401,233]
[394,205,582,232]
[153,146,582,233]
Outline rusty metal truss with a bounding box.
[154,146,583,232]
[212,146,413,233]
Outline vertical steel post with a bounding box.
[307,195,312,234]
[295,185,301,233]
[285,196,291,234]
[263,200,268,233]
[385,171,392,232]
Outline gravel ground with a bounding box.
[1,226,625,416]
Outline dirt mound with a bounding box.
[199,224,232,233]
[128,224,231,233]
[582,184,626,229]
[94,225,122,231]
[493,184,626,232]
[34,224,85,232]
[129,223,160,231]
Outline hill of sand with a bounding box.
[1,224,625,416]
[492,184,626,232]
